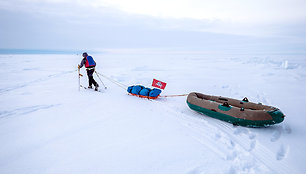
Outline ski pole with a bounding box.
[95,71,107,89]
[78,66,80,91]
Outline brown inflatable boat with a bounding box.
[187,92,285,127]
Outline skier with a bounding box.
[78,52,99,91]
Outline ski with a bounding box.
[80,85,103,93]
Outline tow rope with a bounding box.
[95,71,128,90]
[80,70,187,98]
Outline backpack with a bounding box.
[85,56,96,68]
[149,88,162,97]
[130,85,144,95]
[139,88,151,96]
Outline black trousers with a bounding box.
[86,69,97,87]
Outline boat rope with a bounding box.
[160,94,189,98]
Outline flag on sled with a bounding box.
[152,79,167,90]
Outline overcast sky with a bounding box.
[0,0,305,52]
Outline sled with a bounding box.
[127,85,162,100]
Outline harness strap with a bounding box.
[86,67,95,70]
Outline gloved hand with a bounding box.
[78,65,80,69]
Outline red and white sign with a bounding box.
[152,79,167,90]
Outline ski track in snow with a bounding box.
[0,104,60,119]
[151,98,298,174]
[0,70,76,94]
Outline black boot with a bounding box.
[95,83,99,91]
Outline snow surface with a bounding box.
[0,50,306,174]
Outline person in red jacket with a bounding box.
[78,52,99,91]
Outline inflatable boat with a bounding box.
[187,92,285,127]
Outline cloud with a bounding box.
[2,0,306,24]
[0,0,305,52]
[89,0,306,24]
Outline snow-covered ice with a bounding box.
[0,50,305,174]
